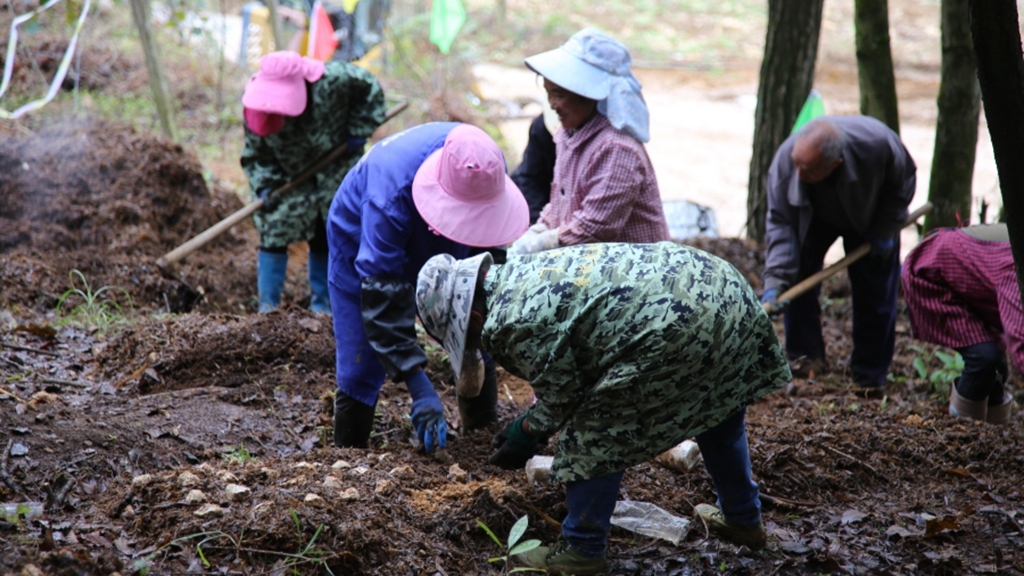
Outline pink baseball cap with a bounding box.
[241,51,326,117]
[412,124,529,247]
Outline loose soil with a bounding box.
[1,119,1021,576]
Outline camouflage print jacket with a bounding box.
[241,62,385,248]
[482,242,792,483]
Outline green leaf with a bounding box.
[912,357,928,379]
[476,519,503,548]
[510,568,549,573]
[934,350,955,365]
[488,556,506,563]
[509,539,542,556]
[508,515,529,549]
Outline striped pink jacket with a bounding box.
[539,114,669,246]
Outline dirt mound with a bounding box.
[0,119,258,314]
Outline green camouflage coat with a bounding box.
[241,62,385,248]
[482,242,791,483]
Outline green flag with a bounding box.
[430,0,466,54]
[791,89,826,134]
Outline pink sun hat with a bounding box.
[242,51,326,117]
[412,124,529,247]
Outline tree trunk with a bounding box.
[968,0,1024,298]
[925,0,980,232]
[129,0,178,142]
[746,0,824,242]
[264,0,286,52]
[855,0,900,133]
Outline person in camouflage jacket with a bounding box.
[417,242,792,574]
[241,50,385,313]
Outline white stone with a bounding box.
[131,474,154,490]
[331,460,352,470]
[448,463,468,483]
[525,456,554,485]
[177,471,200,487]
[655,440,702,473]
[340,487,360,501]
[216,470,239,483]
[350,466,370,476]
[304,493,325,507]
[389,465,413,478]
[323,476,343,490]
[185,489,207,504]
[224,483,250,502]
[194,503,224,518]
[374,479,396,496]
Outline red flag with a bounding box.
[307,2,338,62]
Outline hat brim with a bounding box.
[241,75,307,117]
[412,149,530,248]
[441,252,492,381]
[525,47,610,101]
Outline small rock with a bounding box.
[323,476,343,490]
[350,466,369,476]
[525,456,554,485]
[374,479,396,496]
[122,505,135,520]
[293,461,318,471]
[177,472,200,487]
[216,470,239,483]
[340,487,360,501]
[376,453,390,462]
[331,460,352,470]
[224,484,250,502]
[304,493,325,507]
[20,564,44,576]
[389,465,414,478]
[259,467,280,481]
[193,503,224,518]
[131,474,154,490]
[448,463,468,483]
[9,443,28,457]
[185,490,207,504]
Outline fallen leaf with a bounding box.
[924,516,960,537]
[885,524,916,539]
[841,509,868,525]
[941,468,972,478]
[83,531,113,548]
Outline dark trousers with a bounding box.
[955,342,1007,403]
[784,221,900,388]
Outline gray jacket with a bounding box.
[763,115,916,291]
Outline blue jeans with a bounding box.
[561,408,761,556]
[784,221,899,388]
[695,408,761,527]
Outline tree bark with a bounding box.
[129,0,178,142]
[925,0,980,232]
[968,0,1024,298]
[264,0,285,52]
[746,0,824,242]
[854,0,900,133]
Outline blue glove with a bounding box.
[866,234,895,259]
[760,287,790,319]
[346,137,367,154]
[406,370,448,453]
[257,188,281,211]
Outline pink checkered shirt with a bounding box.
[538,114,670,246]
[902,227,1024,371]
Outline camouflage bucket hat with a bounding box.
[416,252,493,380]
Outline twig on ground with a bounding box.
[37,378,91,388]
[823,444,882,478]
[0,342,61,358]
[523,502,562,530]
[760,492,815,510]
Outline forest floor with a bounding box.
[2,0,1024,575]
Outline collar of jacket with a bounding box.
[556,113,610,151]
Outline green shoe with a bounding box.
[695,504,767,550]
[516,540,607,575]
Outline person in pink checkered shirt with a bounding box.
[902,223,1018,424]
[508,28,670,256]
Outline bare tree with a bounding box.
[746,0,824,242]
[854,0,900,133]
[925,0,980,231]
[968,0,1024,295]
[129,0,178,141]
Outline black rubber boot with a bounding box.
[333,392,376,448]
[458,359,499,431]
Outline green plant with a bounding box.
[477,515,545,573]
[222,445,253,463]
[908,345,963,395]
[285,509,335,574]
[813,400,835,416]
[55,269,133,333]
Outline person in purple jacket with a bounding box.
[761,116,916,395]
[327,122,529,452]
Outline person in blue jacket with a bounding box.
[327,122,529,451]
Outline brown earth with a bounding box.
[1,121,1022,576]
